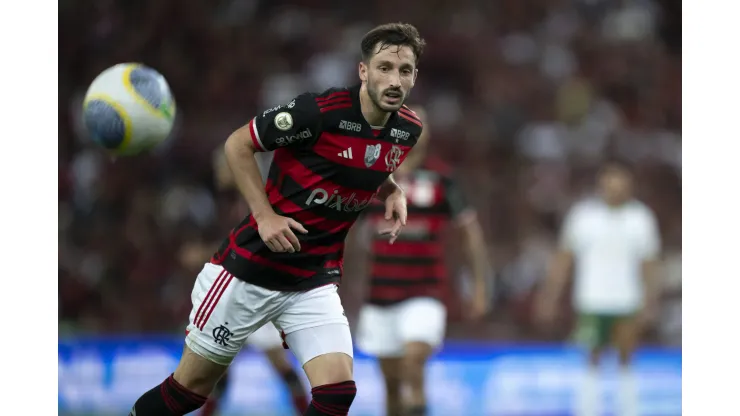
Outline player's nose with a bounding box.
[388,71,402,88]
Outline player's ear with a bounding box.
[412,68,418,85]
[359,61,368,83]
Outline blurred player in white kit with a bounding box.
[535,161,662,416]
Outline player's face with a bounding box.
[599,166,633,204]
[360,44,418,112]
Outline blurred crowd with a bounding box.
[58,0,681,345]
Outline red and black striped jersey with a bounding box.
[363,163,476,305]
[213,85,424,291]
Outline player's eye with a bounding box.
[402,69,412,75]
[378,66,389,72]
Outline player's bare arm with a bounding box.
[458,213,491,319]
[377,175,407,244]
[639,211,663,327]
[536,206,578,325]
[640,213,661,325]
[535,248,574,325]
[639,258,661,326]
[377,174,402,200]
[224,126,307,253]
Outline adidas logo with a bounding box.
[337,148,353,159]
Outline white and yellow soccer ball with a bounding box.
[82,63,176,155]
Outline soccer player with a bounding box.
[355,106,491,416]
[535,161,661,416]
[199,149,309,416]
[129,22,426,416]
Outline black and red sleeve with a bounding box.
[247,93,321,152]
[441,173,477,226]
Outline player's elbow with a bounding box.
[225,123,258,159]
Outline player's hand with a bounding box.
[256,213,308,253]
[378,189,407,244]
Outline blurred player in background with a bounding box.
[535,161,662,416]
[128,23,426,416]
[355,107,491,416]
[198,149,309,416]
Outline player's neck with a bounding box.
[359,84,391,127]
[603,196,630,208]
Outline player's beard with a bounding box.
[367,81,405,113]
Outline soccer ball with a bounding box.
[82,63,176,156]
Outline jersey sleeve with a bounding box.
[247,93,321,152]
[441,174,477,226]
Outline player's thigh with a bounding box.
[378,357,404,388]
[295,328,354,387]
[356,303,404,358]
[183,264,283,374]
[611,314,641,363]
[397,297,447,352]
[173,345,229,396]
[275,285,354,386]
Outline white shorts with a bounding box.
[247,322,284,351]
[356,297,447,357]
[185,263,353,366]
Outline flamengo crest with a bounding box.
[385,145,404,171]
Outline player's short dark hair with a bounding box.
[361,23,426,65]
